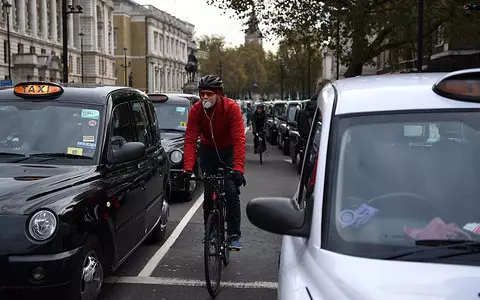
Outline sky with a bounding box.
[133,0,278,52]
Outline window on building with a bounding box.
[154,32,158,51]
[18,43,23,54]
[113,28,117,49]
[69,55,73,73]
[76,57,80,74]
[41,48,46,54]
[30,46,35,54]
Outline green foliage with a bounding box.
[206,0,480,77]
[196,34,322,99]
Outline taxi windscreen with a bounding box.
[326,110,480,261]
[0,102,102,161]
[153,103,189,131]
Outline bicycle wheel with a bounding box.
[204,212,221,297]
[221,205,230,266]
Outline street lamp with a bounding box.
[120,47,131,86]
[79,31,84,83]
[2,0,11,81]
[62,1,83,83]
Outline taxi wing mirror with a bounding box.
[246,197,310,237]
[111,141,145,163]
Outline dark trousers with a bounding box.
[200,144,241,237]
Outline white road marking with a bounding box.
[105,276,278,289]
[137,194,204,277]
[245,126,250,134]
[284,158,293,163]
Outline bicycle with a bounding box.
[190,168,235,298]
[256,132,267,164]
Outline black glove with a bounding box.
[182,170,193,187]
[231,170,246,187]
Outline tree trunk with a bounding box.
[344,60,364,77]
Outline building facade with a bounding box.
[113,0,195,93]
[0,0,115,84]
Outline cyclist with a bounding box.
[252,103,267,154]
[246,102,253,126]
[182,75,247,251]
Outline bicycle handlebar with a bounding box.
[189,173,233,182]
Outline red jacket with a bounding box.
[183,96,246,174]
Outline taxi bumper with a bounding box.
[0,246,82,289]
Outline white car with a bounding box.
[247,69,480,300]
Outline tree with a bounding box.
[207,0,479,77]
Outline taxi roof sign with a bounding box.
[14,82,64,98]
[433,68,480,102]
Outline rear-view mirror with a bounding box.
[246,197,310,237]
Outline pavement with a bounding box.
[98,126,301,300]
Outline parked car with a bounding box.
[266,100,286,145]
[148,93,200,202]
[277,100,301,155]
[0,82,170,299]
[247,69,480,299]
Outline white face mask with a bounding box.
[202,98,216,109]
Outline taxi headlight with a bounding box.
[169,150,183,164]
[28,210,57,241]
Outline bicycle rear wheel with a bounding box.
[204,212,221,297]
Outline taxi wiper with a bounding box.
[29,153,91,159]
[0,152,27,157]
[382,240,480,260]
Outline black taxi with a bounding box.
[0,82,170,299]
[148,93,200,202]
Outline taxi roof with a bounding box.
[148,93,190,105]
[333,73,480,115]
[0,83,131,105]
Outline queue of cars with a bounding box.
[248,68,480,299]
[0,82,200,299]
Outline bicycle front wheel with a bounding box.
[204,212,222,297]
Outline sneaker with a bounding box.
[229,235,242,251]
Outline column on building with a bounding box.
[148,62,154,93]
[92,1,97,51]
[157,64,162,92]
[50,0,57,42]
[17,0,26,33]
[40,0,48,39]
[103,2,108,55]
[29,0,37,37]
[68,9,74,47]
[164,67,169,92]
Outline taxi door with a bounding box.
[106,99,148,260]
[131,98,167,234]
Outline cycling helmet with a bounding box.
[198,75,224,91]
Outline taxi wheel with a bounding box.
[73,236,104,300]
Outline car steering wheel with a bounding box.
[367,192,436,219]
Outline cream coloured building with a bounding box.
[113,0,195,93]
[0,0,115,84]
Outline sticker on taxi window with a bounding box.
[88,120,98,127]
[81,109,100,120]
[176,107,186,113]
[180,122,186,127]
[83,136,95,142]
[77,142,96,149]
[67,147,83,156]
